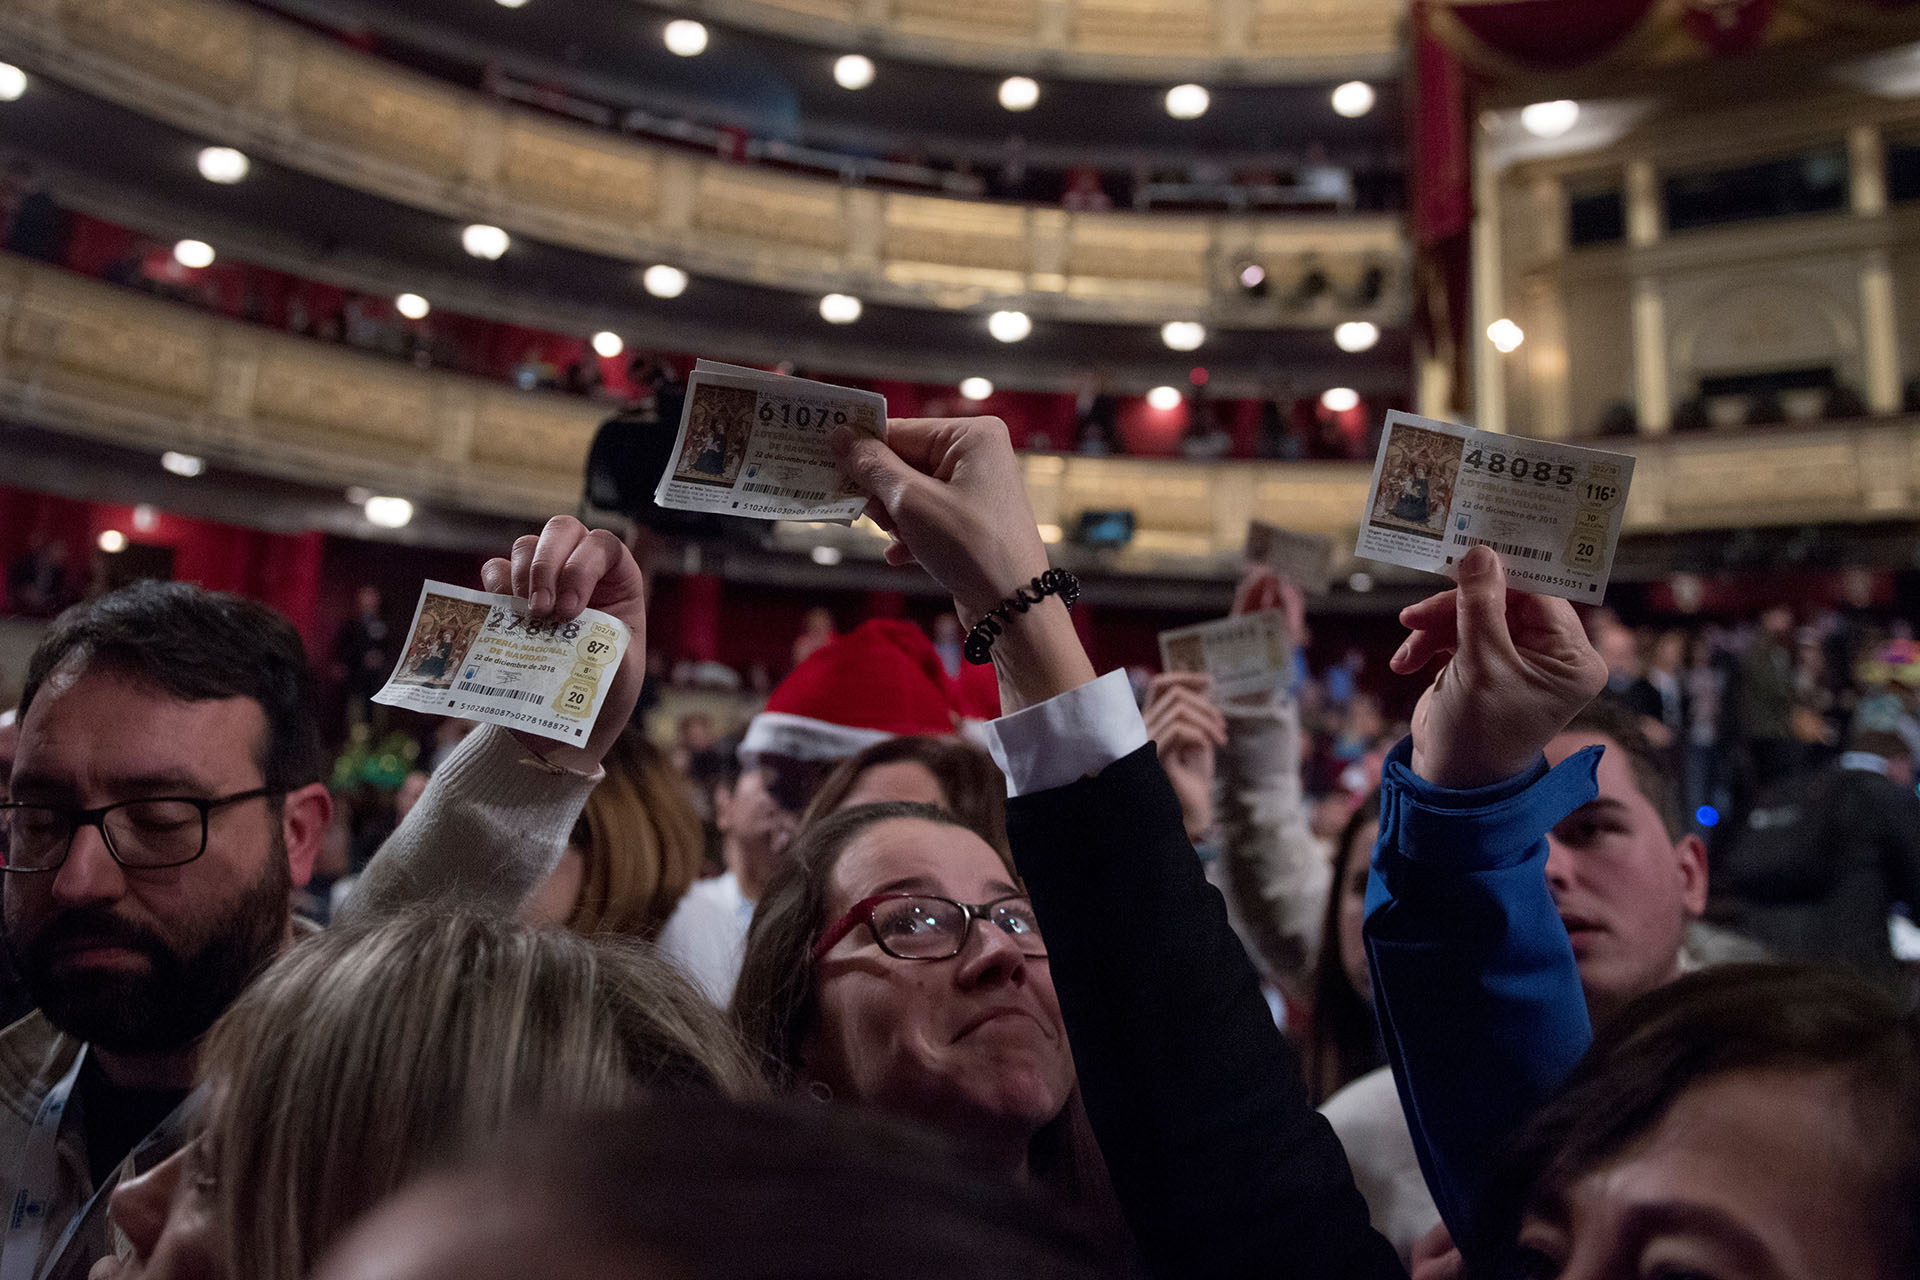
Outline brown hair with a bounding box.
[1305,794,1384,1104]
[200,911,759,1280]
[730,802,1124,1232]
[1473,965,1920,1276]
[566,728,705,938]
[800,735,1011,859]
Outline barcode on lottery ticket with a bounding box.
[743,482,828,501]
[456,680,543,704]
[1450,535,1551,563]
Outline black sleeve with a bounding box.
[1008,744,1404,1280]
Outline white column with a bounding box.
[1861,250,1901,413]
[1626,160,1661,248]
[1633,279,1671,434]
[1850,125,1887,217]
[1471,140,1506,433]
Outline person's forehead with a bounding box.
[16,664,268,784]
[828,819,1010,910]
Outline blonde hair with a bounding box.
[567,729,706,938]
[199,911,758,1280]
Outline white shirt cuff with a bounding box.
[981,669,1149,797]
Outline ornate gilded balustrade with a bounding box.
[682,0,1402,82]
[0,0,1406,328]
[4,256,1917,574]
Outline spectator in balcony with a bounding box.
[2,159,65,262]
[1060,167,1112,214]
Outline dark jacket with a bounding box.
[1715,759,1920,991]
[1007,744,1404,1279]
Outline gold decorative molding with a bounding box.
[0,0,1406,328]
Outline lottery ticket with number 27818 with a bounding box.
[372,580,630,747]
[1354,410,1635,603]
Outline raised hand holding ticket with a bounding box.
[373,581,630,746]
[654,359,886,521]
[1355,409,1634,602]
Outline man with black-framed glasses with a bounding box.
[0,581,332,1280]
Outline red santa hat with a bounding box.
[739,619,968,762]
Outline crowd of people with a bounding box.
[0,414,1916,1279]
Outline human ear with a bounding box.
[1674,831,1709,918]
[279,782,333,888]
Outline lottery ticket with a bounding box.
[1355,410,1635,603]
[1245,521,1335,595]
[373,581,630,746]
[1158,610,1293,702]
[653,359,887,522]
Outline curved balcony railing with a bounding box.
[6,254,1919,579]
[0,0,1407,329]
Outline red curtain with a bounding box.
[1428,0,1665,72]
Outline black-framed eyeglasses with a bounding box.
[0,789,280,873]
[813,893,1046,962]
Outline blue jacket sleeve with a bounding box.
[1363,737,1599,1254]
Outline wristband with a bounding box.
[963,569,1080,665]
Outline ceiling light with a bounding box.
[1238,263,1266,289]
[1161,321,1205,352]
[161,450,205,477]
[999,76,1039,111]
[1146,385,1183,411]
[172,239,215,269]
[1334,321,1380,353]
[834,54,875,90]
[820,293,862,324]
[1165,84,1210,120]
[461,224,509,260]
[1331,81,1376,119]
[591,331,625,358]
[97,530,126,554]
[1488,318,1526,353]
[1320,386,1360,413]
[664,19,708,56]
[363,496,414,529]
[810,545,844,566]
[494,0,529,7]
[987,310,1031,343]
[0,63,26,102]
[959,377,993,401]
[642,264,689,298]
[132,503,159,533]
[1520,100,1580,139]
[1347,571,1374,593]
[395,293,430,320]
[196,146,249,184]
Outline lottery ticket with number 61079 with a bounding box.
[1355,410,1635,603]
[372,580,630,746]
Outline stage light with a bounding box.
[1320,386,1360,413]
[810,545,843,566]
[97,530,127,553]
[1165,84,1210,120]
[395,293,430,320]
[1238,262,1266,289]
[461,224,509,259]
[172,239,215,268]
[1147,385,1183,411]
[834,54,875,89]
[1161,321,1205,352]
[1488,318,1526,353]
[590,331,624,359]
[1521,100,1580,139]
[1695,805,1720,828]
[1334,321,1380,353]
[1332,80,1376,119]
[999,76,1039,111]
[664,20,708,56]
[643,264,688,298]
[161,451,205,477]
[0,63,26,102]
[196,146,249,184]
[959,377,993,401]
[820,293,862,324]
[363,496,414,529]
[987,310,1031,342]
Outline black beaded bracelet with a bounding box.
[963,568,1080,665]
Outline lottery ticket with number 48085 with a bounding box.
[372,580,630,747]
[1354,410,1636,603]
